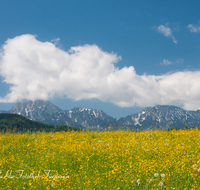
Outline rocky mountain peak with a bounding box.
[10,100,62,117]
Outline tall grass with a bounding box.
[0,128,200,189]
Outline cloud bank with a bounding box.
[154,24,177,44]
[0,34,200,110]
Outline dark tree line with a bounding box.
[0,113,80,133]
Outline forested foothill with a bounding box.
[0,113,80,133]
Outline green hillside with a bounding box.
[0,113,80,133]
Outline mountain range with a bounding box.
[1,100,200,130]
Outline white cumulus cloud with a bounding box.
[51,38,60,46]
[176,59,184,64]
[0,34,200,110]
[160,59,172,65]
[160,59,184,65]
[187,24,200,33]
[154,24,177,44]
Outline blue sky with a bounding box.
[0,0,200,119]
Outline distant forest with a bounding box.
[0,113,80,133]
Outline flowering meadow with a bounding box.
[0,128,200,189]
